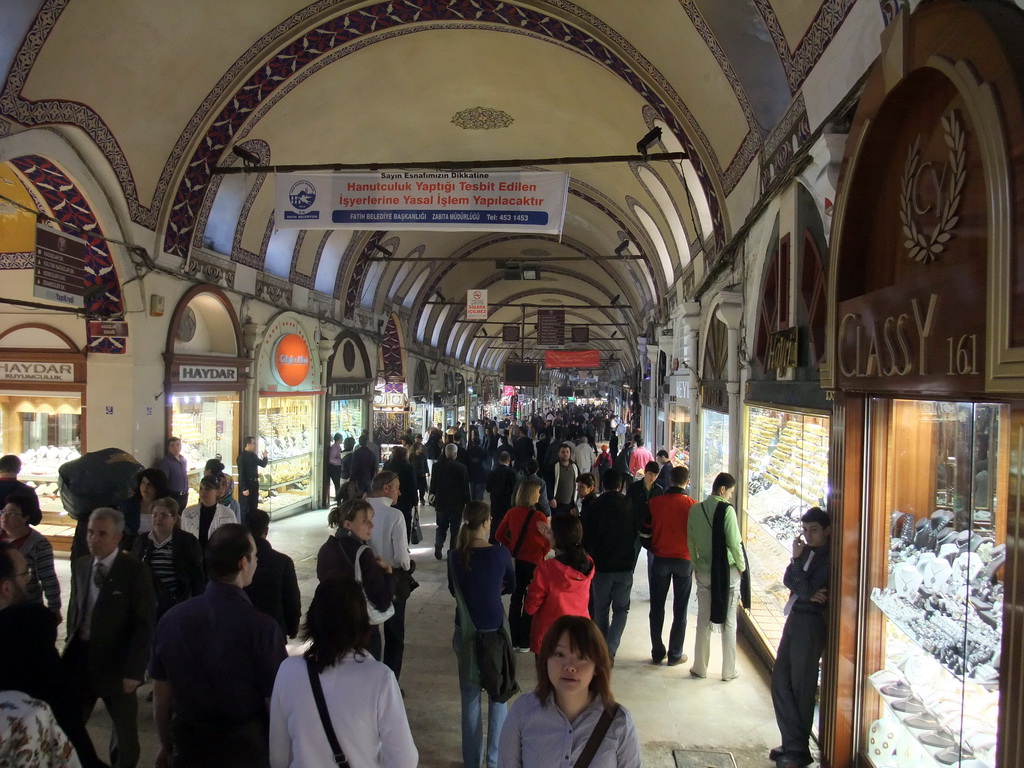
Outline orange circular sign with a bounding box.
[274,333,310,387]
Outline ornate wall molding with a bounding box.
[183,248,236,289]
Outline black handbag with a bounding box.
[306,658,350,767]
[410,508,423,545]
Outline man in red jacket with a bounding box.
[641,465,696,666]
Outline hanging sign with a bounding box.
[502,325,520,342]
[34,226,87,308]
[571,326,590,343]
[536,309,565,346]
[275,171,570,234]
[467,289,488,320]
[273,333,311,387]
[545,350,600,368]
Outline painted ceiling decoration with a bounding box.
[0,0,875,372]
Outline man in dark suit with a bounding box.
[64,507,156,768]
[349,432,379,495]
[0,542,106,767]
[485,451,518,541]
[429,442,470,560]
[243,508,301,639]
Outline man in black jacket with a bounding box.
[0,542,106,767]
[580,470,641,662]
[771,507,831,768]
[236,436,268,525]
[485,451,518,541]
[511,423,535,473]
[244,508,301,639]
[64,507,156,768]
[429,443,470,559]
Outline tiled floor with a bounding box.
[52,504,787,768]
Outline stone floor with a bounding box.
[53,504,786,767]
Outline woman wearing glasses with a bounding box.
[130,496,205,620]
[0,491,61,621]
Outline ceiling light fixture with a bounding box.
[636,126,662,158]
[610,294,620,305]
[614,240,631,256]
[522,263,540,280]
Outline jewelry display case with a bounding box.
[743,406,830,654]
[258,395,314,511]
[861,399,1005,768]
[328,398,365,444]
[700,408,729,498]
[170,393,239,507]
[0,393,82,514]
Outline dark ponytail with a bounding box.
[456,501,491,570]
[551,514,588,572]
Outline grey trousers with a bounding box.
[771,610,826,760]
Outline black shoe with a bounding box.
[769,747,785,761]
[650,646,666,664]
[434,547,443,560]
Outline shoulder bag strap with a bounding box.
[306,658,350,767]
[511,509,535,559]
[353,544,368,583]
[573,703,621,768]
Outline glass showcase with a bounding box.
[171,392,239,507]
[669,407,691,466]
[258,395,314,512]
[744,406,830,653]
[328,398,365,444]
[0,393,82,514]
[700,408,729,498]
[862,399,1003,768]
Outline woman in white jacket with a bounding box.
[180,474,237,551]
[269,575,418,768]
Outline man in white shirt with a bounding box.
[368,470,411,680]
[573,435,596,474]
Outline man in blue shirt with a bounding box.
[150,523,286,768]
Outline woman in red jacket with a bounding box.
[524,514,594,654]
[495,478,550,652]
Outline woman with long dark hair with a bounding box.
[119,467,171,543]
[494,479,550,652]
[497,616,640,768]
[269,576,417,768]
[525,514,594,654]
[449,501,515,768]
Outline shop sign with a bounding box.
[467,289,488,320]
[88,321,130,338]
[0,361,75,382]
[273,333,311,387]
[331,382,370,398]
[34,226,87,308]
[275,170,570,234]
[178,365,238,383]
[766,327,798,375]
[701,385,727,412]
[545,350,600,368]
[536,309,565,346]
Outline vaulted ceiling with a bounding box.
[0,0,870,376]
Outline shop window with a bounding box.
[861,399,1003,768]
[258,395,314,512]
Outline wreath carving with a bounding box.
[899,110,966,264]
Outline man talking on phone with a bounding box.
[770,506,831,768]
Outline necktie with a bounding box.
[93,562,107,588]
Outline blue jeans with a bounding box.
[589,570,633,658]
[454,631,507,768]
[649,556,693,661]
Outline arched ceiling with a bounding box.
[0,0,867,377]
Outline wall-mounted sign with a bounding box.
[545,350,600,368]
[34,226,87,308]
[701,385,727,412]
[178,365,238,383]
[0,361,75,383]
[275,171,570,234]
[88,321,130,338]
[467,289,488,320]
[537,309,565,346]
[274,333,311,387]
[502,325,520,342]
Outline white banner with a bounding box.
[275,171,569,233]
[467,289,488,320]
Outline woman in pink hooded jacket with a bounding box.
[525,514,594,653]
